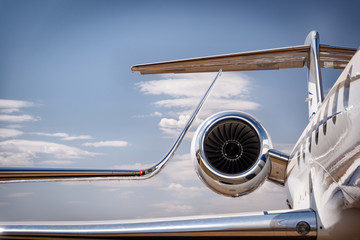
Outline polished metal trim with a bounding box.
[268,149,289,185]
[0,209,317,239]
[192,111,272,197]
[0,70,222,183]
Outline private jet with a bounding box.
[0,31,359,239]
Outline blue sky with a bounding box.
[0,0,359,221]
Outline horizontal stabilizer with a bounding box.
[131,45,356,74]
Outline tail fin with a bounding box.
[305,31,323,119]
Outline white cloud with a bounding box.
[164,153,197,182]
[0,99,38,123]
[0,99,34,110]
[113,162,151,170]
[0,114,38,123]
[152,112,163,117]
[36,132,68,138]
[157,114,201,139]
[0,152,34,166]
[151,202,193,214]
[159,115,190,129]
[83,141,129,147]
[162,183,204,199]
[0,128,23,138]
[158,114,204,129]
[38,160,75,165]
[63,135,93,141]
[156,98,259,112]
[155,97,199,109]
[0,108,20,114]
[158,127,191,139]
[137,72,259,138]
[0,139,98,166]
[0,100,37,123]
[166,183,192,190]
[133,111,163,118]
[34,132,93,141]
[164,183,202,192]
[137,72,250,98]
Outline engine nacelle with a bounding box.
[191,111,272,197]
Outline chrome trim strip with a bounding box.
[0,70,222,183]
[0,209,317,238]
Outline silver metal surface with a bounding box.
[0,70,222,183]
[268,149,289,185]
[191,111,272,197]
[305,31,324,119]
[286,46,360,239]
[0,209,317,239]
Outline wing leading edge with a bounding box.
[131,45,356,74]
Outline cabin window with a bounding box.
[315,128,319,145]
[308,124,313,153]
[314,111,321,145]
[332,115,337,124]
[331,84,340,124]
[323,100,329,136]
[297,151,300,166]
[302,149,305,161]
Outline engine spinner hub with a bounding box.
[203,118,261,175]
[223,140,243,160]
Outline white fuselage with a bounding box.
[286,49,360,239]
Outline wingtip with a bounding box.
[130,65,138,72]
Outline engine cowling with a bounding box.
[191,111,272,197]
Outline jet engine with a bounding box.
[191,111,273,197]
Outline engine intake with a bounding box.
[192,111,272,197]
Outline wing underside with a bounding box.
[131,45,356,74]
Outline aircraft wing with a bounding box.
[131,45,356,74]
[0,209,317,238]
